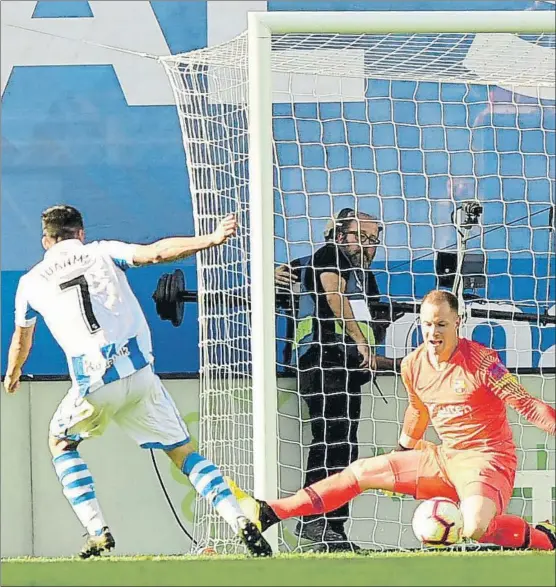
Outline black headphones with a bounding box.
[324,208,355,241]
[324,208,383,241]
[337,207,357,220]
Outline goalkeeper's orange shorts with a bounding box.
[388,440,516,515]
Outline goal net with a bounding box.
[161,15,555,553]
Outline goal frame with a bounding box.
[247,10,555,552]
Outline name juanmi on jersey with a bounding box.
[40,253,91,281]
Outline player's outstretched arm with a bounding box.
[483,356,556,436]
[132,214,237,266]
[5,277,38,394]
[4,325,35,394]
[398,359,430,450]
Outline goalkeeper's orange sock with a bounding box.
[268,468,361,520]
[479,514,554,550]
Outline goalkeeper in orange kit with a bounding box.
[228,289,556,550]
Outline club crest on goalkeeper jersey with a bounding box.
[15,239,153,395]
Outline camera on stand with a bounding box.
[459,201,483,228]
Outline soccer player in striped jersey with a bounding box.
[4,205,272,558]
[227,289,555,551]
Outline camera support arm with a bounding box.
[452,201,483,318]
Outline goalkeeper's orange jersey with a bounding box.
[399,338,556,458]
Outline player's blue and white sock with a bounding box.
[53,450,106,536]
[182,452,244,532]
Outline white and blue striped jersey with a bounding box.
[15,239,153,395]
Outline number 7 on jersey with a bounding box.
[60,275,101,333]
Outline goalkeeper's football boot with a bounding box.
[237,516,273,557]
[78,526,115,559]
[535,521,556,549]
[225,477,279,533]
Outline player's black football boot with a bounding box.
[237,516,273,557]
[79,526,115,559]
[226,476,280,533]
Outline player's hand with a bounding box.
[274,264,298,289]
[211,214,237,245]
[4,368,22,394]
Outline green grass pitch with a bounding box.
[2,551,555,586]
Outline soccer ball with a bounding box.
[411,497,464,547]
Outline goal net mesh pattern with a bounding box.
[162,29,555,552]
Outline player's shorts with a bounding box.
[388,440,516,515]
[49,365,190,450]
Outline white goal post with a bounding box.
[162,10,555,553]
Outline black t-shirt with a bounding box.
[298,243,382,368]
[307,241,379,319]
